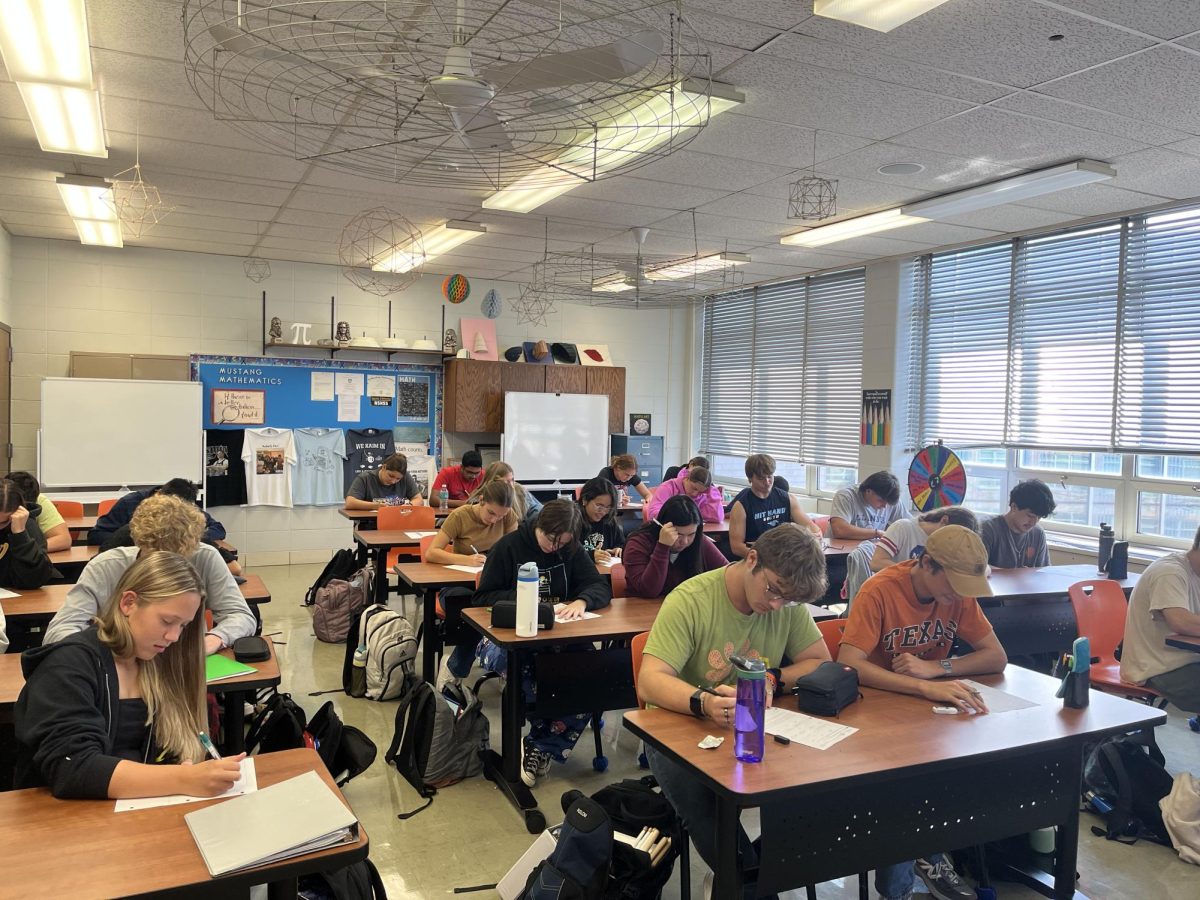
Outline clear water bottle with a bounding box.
[515,561,540,637]
[1098,522,1115,574]
[438,485,449,509]
[730,654,766,763]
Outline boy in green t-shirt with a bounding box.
[638,524,830,900]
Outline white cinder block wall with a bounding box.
[6,237,690,565]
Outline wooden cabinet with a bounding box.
[444,359,624,434]
[586,367,626,434]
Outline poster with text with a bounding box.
[396,375,431,423]
[861,389,891,446]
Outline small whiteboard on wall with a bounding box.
[502,392,609,483]
[39,378,203,488]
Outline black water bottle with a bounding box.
[1097,522,1115,574]
[1106,541,1129,580]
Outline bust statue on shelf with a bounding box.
[268,316,283,344]
[335,320,352,345]
[444,328,459,354]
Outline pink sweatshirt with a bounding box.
[644,477,725,523]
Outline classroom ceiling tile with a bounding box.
[628,150,793,192]
[891,221,1002,247]
[566,176,730,210]
[686,113,876,170]
[817,143,1021,193]
[88,0,185,58]
[743,174,922,214]
[748,244,868,272]
[695,191,791,224]
[1050,1,1200,39]
[535,196,682,228]
[649,211,787,244]
[686,1,811,31]
[989,91,1190,148]
[679,11,784,52]
[1089,148,1200,201]
[1018,182,1171,216]
[1039,46,1200,134]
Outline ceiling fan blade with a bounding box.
[483,30,661,94]
[448,106,514,152]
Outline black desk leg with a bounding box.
[714,797,740,898]
[222,690,247,754]
[1054,761,1083,899]
[422,587,439,683]
[480,647,546,833]
[373,549,389,606]
[267,876,299,900]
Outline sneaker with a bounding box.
[435,657,461,694]
[914,856,974,900]
[521,742,553,787]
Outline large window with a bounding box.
[700,269,865,493]
[910,204,1200,547]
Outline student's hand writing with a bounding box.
[891,653,945,680]
[657,522,678,547]
[609,547,621,559]
[920,680,988,714]
[594,548,613,564]
[9,506,29,534]
[557,600,587,620]
[706,684,737,729]
[179,753,246,796]
[468,553,487,566]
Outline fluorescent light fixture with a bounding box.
[17,83,107,156]
[72,218,122,247]
[373,220,486,273]
[903,160,1117,219]
[781,209,928,248]
[0,0,93,87]
[55,174,116,221]
[814,0,953,33]
[592,274,636,293]
[645,251,751,281]
[484,79,744,214]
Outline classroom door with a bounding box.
[0,324,10,469]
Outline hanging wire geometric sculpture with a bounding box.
[512,280,556,327]
[105,162,175,239]
[243,257,271,283]
[788,131,838,221]
[337,207,425,297]
[181,1,721,191]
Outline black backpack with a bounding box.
[589,778,683,899]
[299,858,388,900]
[1083,729,1174,846]
[305,548,360,607]
[245,692,308,754]
[522,794,614,900]
[307,700,378,787]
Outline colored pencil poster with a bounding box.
[861,390,891,446]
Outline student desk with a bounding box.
[624,666,1165,899]
[47,544,100,582]
[462,598,662,833]
[352,529,427,605]
[982,565,1141,658]
[0,747,368,898]
[1166,633,1200,652]
[338,506,450,529]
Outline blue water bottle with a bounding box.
[730,654,766,763]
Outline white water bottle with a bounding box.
[516,561,539,637]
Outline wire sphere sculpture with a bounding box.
[105,163,175,239]
[182,1,717,190]
[338,207,425,296]
[243,257,272,283]
[789,174,838,221]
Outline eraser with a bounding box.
[932,706,960,715]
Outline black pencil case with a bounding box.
[792,661,860,717]
[491,599,555,630]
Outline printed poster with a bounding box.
[396,375,431,423]
[367,374,395,408]
[211,389,265,425]
[861,389,891,446]
[310,372,335,402]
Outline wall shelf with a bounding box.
[260,292,452,361]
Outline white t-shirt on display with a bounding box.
[242,427,298,508]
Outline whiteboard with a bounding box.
[39,378,203,488]
[502,392,609,483]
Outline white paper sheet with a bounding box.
[0,587,19,600]
[553,603,601,622]
[310,372,334,402]
[335,373,364,396]
[404,530,438,539]
[366,374,395,398]
[959,679,1039,714]
[115,757,257,812]
[337,393,360,422]
[446,564,484,574]
[763,707,858,750]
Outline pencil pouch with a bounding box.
[491,599,555,630]
[792,661,860,717]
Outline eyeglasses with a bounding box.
[762,576,802,607]
[545,533,574,552]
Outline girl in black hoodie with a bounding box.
[577,477,625,565]
[0,478,53,589]
[474,499,611,787]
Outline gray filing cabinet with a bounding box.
[610,434,664,487]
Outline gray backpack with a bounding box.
[360,605,418,701]
[312,562,373,643]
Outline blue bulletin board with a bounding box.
[189,355,442,458]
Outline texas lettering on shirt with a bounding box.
[882,616,959,658]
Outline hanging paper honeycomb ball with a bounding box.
[481,288,502,319]
[442,273,470,304]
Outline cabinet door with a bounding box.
[545,365,587,394]
[499,363,547,431]
[445,359,501,432]
[586,367,626,434]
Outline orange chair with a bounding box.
[817,618,848,659]
[418,533,437,563]
[574,484,583,500]
[609,563,627,599]
[1068,580,1164,705]
[97,498,117,516]
[811,514,831,537]
[377,505,437,571]
[54,500,85,518]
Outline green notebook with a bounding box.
[206,654,257,683]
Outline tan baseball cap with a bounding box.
[925,525,993,598]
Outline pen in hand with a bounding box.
[198,732,222,761]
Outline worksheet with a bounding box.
[763,707,858,750]
[115,757,257,812]
[553,603,601,622]
[959,679,1038,714]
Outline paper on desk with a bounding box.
[0,587,19,600]
[404,530,438,539]
[764,707,857,750]
[446,564,484,574]
[553,603,601,622]
[115,757,257,812]
[597,558,618,568]
[959,679,1038,714]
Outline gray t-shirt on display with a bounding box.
[348,470,420,504]
[979,515,1049,568]
[830,487,908,532]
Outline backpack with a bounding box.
[1083,729,1175,846]
[385,678,490,819]
[521,794,613,900]
[589,778,683,899]
[305,548,360,606]
[306,700,378,787]
[358,605,418,701]
[245,692,308,755]
[313,563,374,643]
[299,858,388,900]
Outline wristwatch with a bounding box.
[940,659,954,675]
[689,689,707,718]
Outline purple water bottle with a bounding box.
[730,654,766,763]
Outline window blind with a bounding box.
[701,269,865,468]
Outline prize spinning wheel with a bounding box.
[908,442,967,512]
